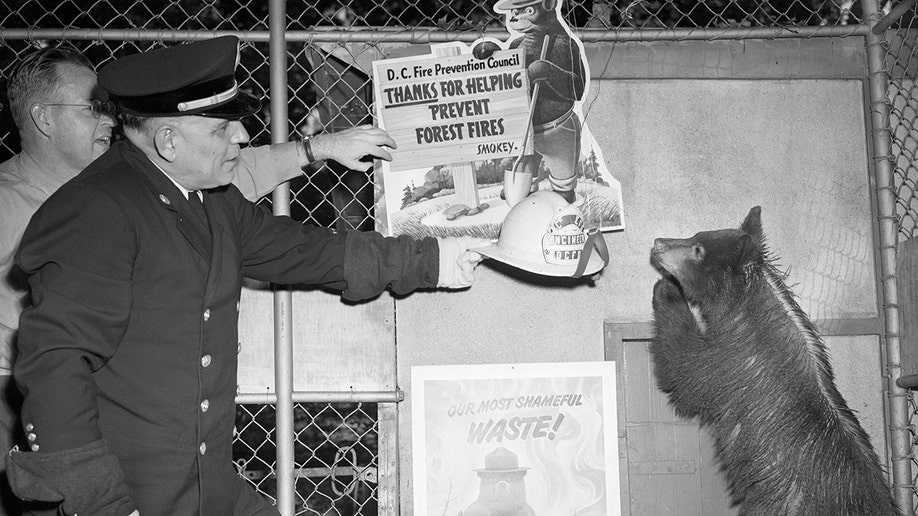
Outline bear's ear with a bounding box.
[735,233,759,270]
[740,206,762,239]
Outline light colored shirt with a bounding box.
[0,153,59,373]
[0,141,301,375]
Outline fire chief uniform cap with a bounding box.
[98,35,260,119]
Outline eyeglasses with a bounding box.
[42,98,116,119]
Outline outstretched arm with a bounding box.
[232,125,397,201]
[234,141,302,201]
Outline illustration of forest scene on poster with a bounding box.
[411,362,621,515]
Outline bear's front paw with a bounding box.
[652,277,685,310]
[472,40,501,60]
[528,59,555,82]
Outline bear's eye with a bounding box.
[692,244,705,260]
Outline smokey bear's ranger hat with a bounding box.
[98,35,260,119]
[477,190,609,278]
[473,447,530,474]
[494,0,545,10]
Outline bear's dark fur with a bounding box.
[649,206,899,515]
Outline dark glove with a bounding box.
[6,439,136,516]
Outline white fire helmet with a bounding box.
[477,191,609,277]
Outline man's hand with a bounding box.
[310,125,397,171]
[437,236,490,289]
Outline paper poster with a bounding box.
[411,361,621,515]
[372,0,624,239]
[373,47,531,173]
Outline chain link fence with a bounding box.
[234,403,379,514]
[890,16,918,238]
[0,0,911,514]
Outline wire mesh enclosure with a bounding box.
[1,0,916,515]
[235,403,379,514]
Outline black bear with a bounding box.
[649,206,899,515]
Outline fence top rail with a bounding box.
[236,390,404,404]
[0,25,870,45]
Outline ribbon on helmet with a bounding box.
[572,228,609,279]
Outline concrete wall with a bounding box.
[395,37,883,514]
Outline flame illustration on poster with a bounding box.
[372,0,624,239]
[411,362,620,515]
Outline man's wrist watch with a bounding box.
[302,134,317,163]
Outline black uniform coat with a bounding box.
[11,140,439,515]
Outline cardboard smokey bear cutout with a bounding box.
[476,0,590,206]
[373,0,623,276]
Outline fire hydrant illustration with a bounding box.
[460,447,536,516]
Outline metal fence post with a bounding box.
[861,0,915,512]
[268,0,296,514]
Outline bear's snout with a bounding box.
[650,238,681,271]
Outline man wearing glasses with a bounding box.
[0,43,398,514]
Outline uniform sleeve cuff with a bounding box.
[6,439,135,515]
